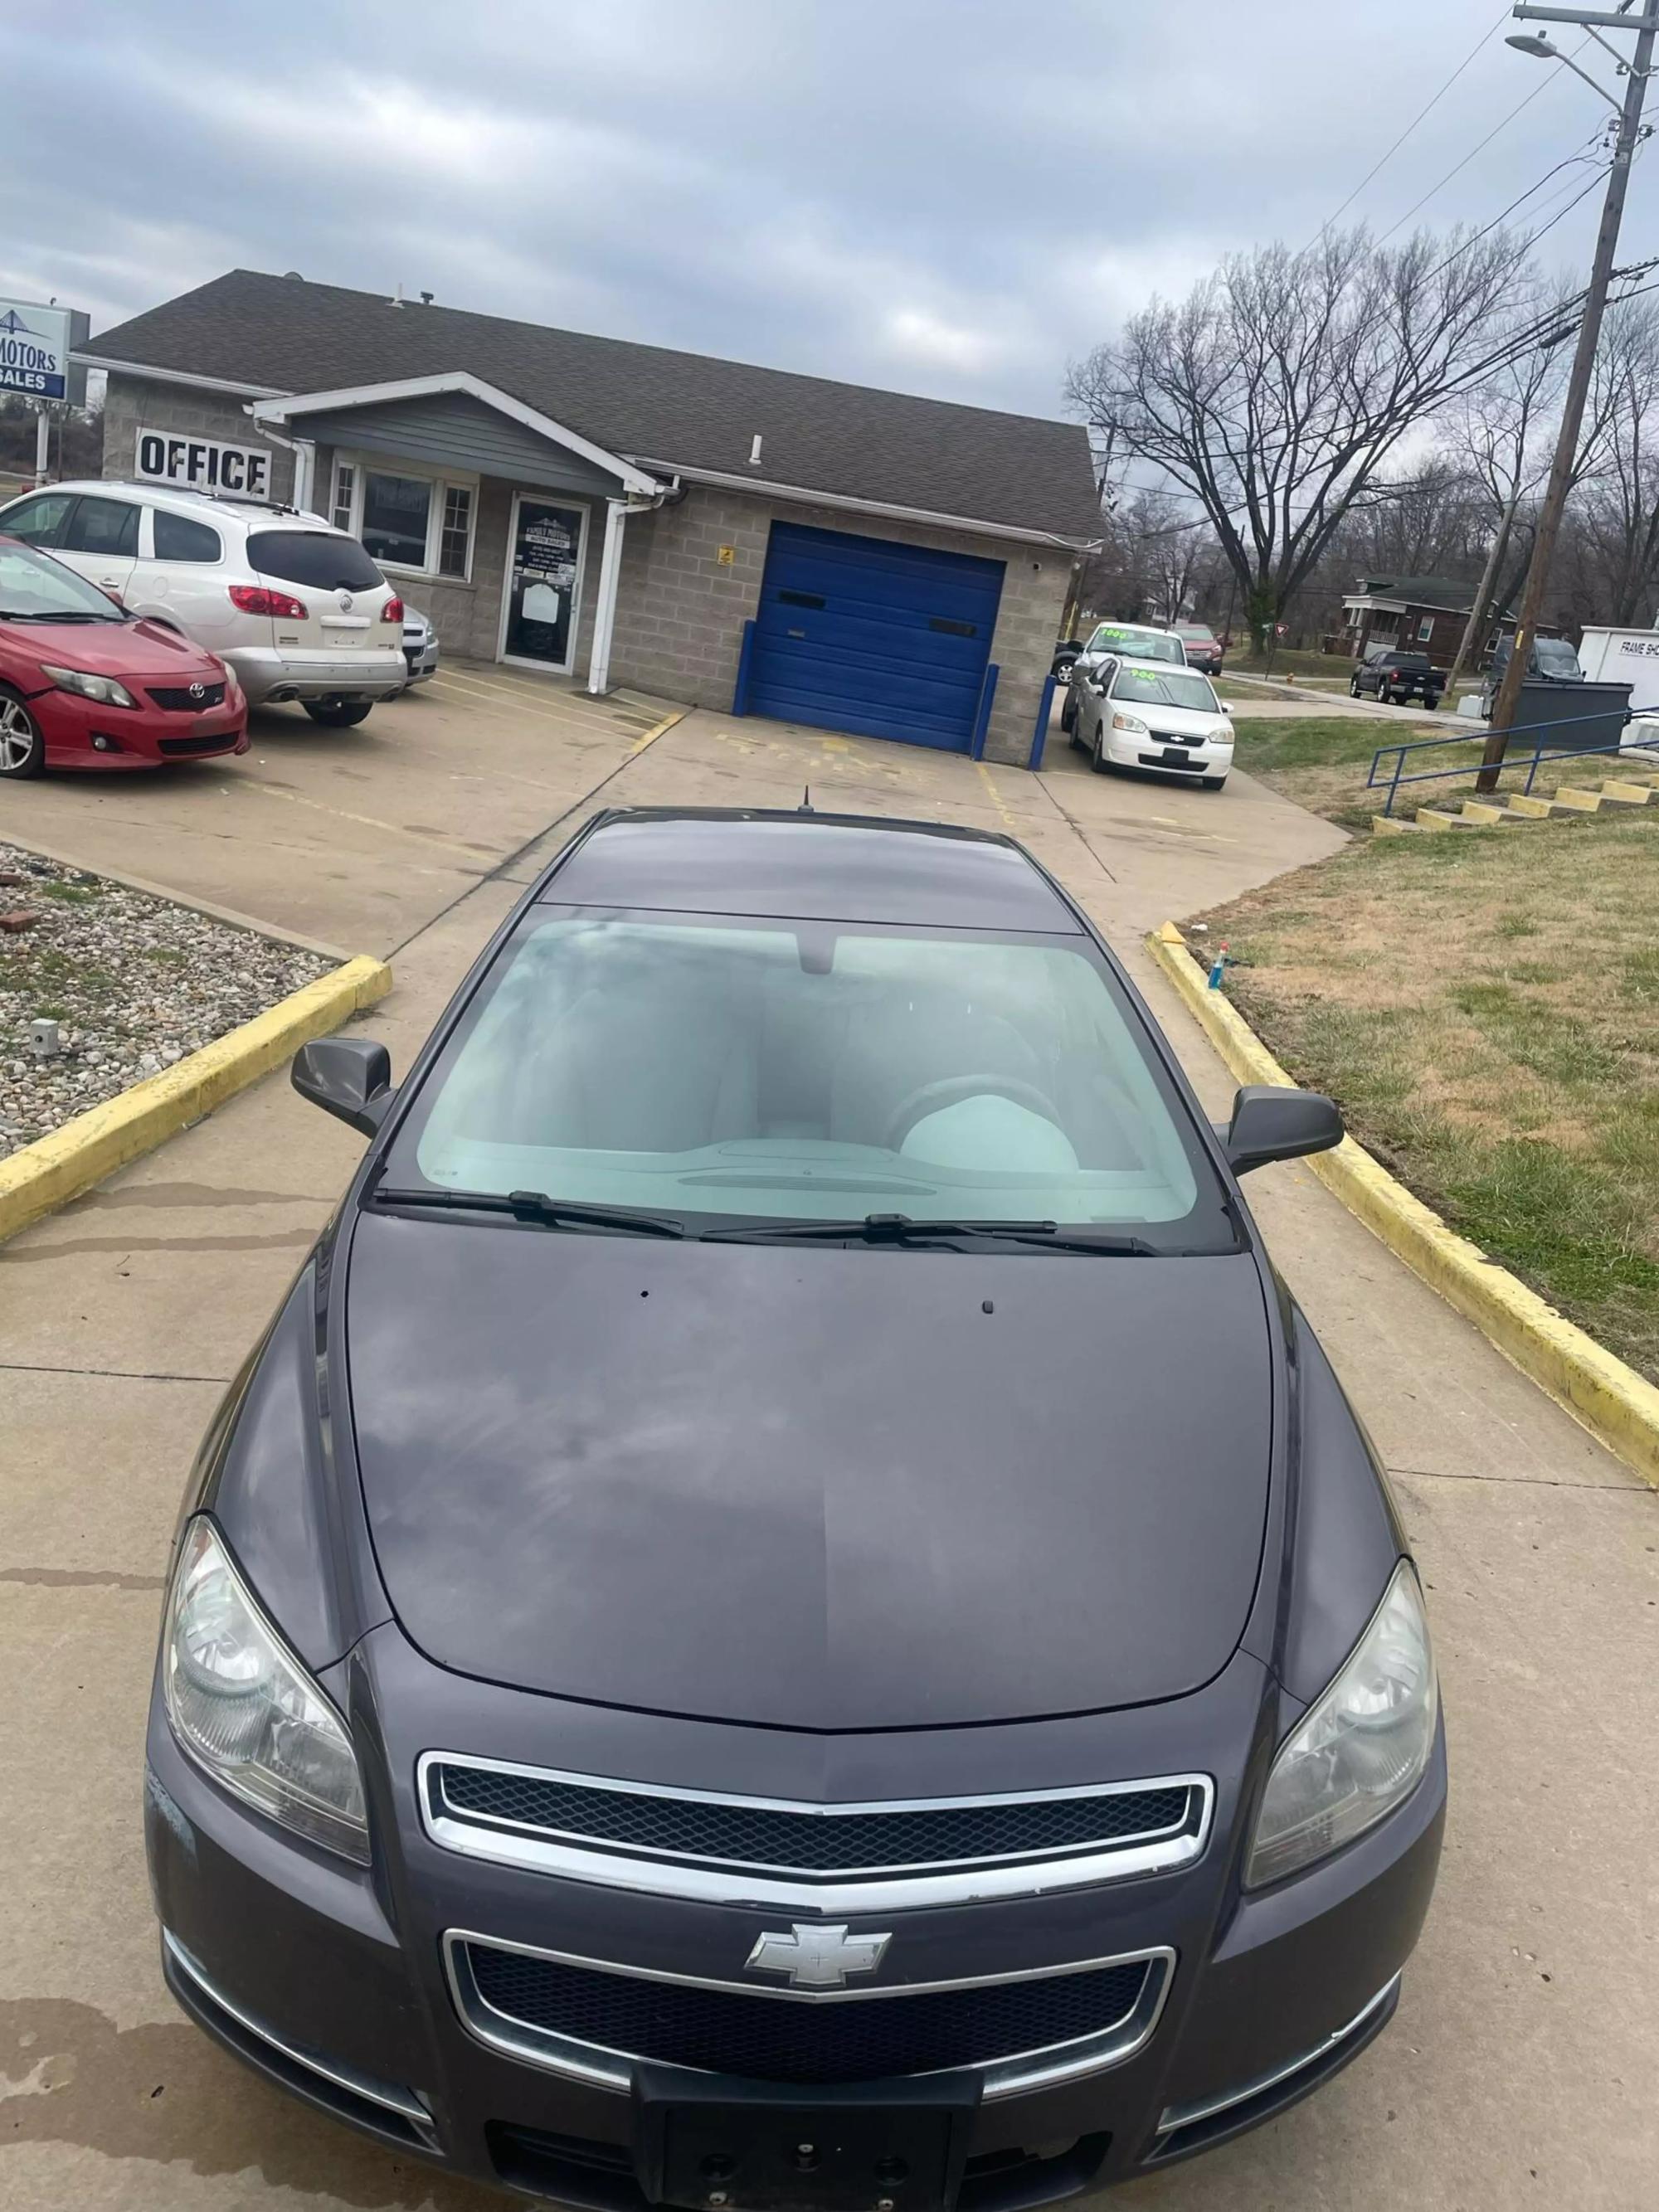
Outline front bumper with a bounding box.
[145,1626,1444,2206]
[402,637,440,686]
[226,644,408,706]
[1099,724,1233,781]
[28,683,249,771]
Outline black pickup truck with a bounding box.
[1351,647,1445,707]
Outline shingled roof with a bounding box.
[88,270,1101,542]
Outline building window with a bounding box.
[361,470,431,569]
[328,456,475,580]
[1416,615,1433,643]
[439,484,472,579]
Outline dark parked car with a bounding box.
[1050,636,1084,682]
[1479,633,1584,717]
[147,809,1444,2205]
[1351,648,1444,707]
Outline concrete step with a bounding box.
[1551,785,1605,812]
[1506,792,1557,819]
[1457,800,1518,825]
[1599,779,1659,805]
[1371,813,1420,836]
[1415,808,1478,832]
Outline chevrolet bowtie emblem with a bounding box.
[745,1923,891,1989]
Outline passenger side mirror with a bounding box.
[292,1036,394,1137]
[1220,1085,1343,1175]
[100,585,126,610]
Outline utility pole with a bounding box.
[1446,482,1523,700]
[1481,1,1659,786]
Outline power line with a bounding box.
[1305,3,1513,248]
[1375,35,1598,246]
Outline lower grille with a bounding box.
[450,1937,1170,2097]
[148,681,226,710]
[157,731,239,757]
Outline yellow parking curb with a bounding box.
[1146,922,1659,1488]
[0,954,392,1247]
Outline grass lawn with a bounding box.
[1228,713,1657,829]
[1229,715,1447,828]
[1194,812,1659,1383]
[1224,646,1351,679]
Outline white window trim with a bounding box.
[328,451,478,584]
[1416,615,1434,643]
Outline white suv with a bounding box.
[0,481,407,726]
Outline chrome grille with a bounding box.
[445,1934,1175,2099]
[435,1763,1192,1874]
[421,1757,1212,1910]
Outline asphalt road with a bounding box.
[2,668,1653,2210]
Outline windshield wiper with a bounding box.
[702,1213,1156,1253]
[372,1187,686,1237]
[0,607,119,622]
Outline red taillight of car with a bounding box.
[229,584,309,620]
[381,596,405,624]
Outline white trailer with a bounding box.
[1577,625,1659,704]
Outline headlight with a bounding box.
[41,664,137,707]
[163,1519,370,1864]
[1112,711,1149,734]
[1246,1560,1437,1888]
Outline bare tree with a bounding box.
[1559,298,1659,625]
[1067,226,1538,652]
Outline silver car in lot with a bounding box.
[398,604,440,692]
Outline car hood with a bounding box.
[1117,698,1230,740]
[0,615,224,677]
[344,1213,1275,1729]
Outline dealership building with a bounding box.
[78,271,1098,765]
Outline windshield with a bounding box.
[1086,624,1182,664]
[0,540,126,622]
[1111,665,1220,713]
[1535,639,1581,675]
[1175,625,1216,644]
[388,912,1232,1247]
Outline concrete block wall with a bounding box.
[607,485,1072,766]
[101,376,296,501]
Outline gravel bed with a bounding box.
[0,841,332,1159]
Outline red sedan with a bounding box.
[0,534,248,777]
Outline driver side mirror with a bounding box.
[1219,1085,1343,1175]
[293,1036,394,1137]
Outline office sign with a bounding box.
[134,428,273,500]
[0,299,74,400]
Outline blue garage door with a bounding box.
[749,522,1005,751]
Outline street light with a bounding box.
[1505,30,1625,109]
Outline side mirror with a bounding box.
[292,1036,394,1137]
[101,586,126,610]
[1220,1084,1343,1175]
[1219,700,1235,714]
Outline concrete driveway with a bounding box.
[2,683,1652,2211]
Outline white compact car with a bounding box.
[1068,619,1188,689]
[1065,653,1235,789]
[0,481,407,727]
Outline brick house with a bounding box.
[1337,575,1564,669]
[76,271,1099,766]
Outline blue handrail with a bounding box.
[1369,704,1659,815]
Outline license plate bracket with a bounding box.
[1156,746,1192,766]
[634,2066,981,2212]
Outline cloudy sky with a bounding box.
[5,0,1655,422]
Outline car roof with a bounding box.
[534,809,1085,931]
[7,479,333,529]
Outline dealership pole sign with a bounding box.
[0,300,75,400]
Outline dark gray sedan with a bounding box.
[146,808,1443,2207]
